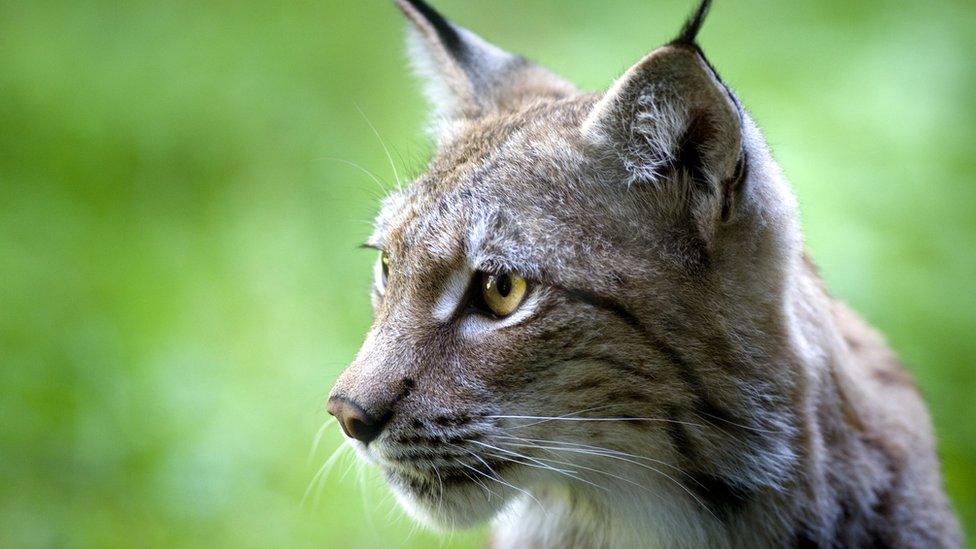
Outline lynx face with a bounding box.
[329,0,795,530]
[335,103,697,527]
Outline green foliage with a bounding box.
[1,1,973,546]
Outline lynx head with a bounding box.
[328,0,801,530]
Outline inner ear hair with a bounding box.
[720,152,748,223]
[676,106,747,224]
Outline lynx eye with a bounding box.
[478,271,528,317]
[376,251,390,292]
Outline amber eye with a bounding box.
[478,271,528,317]
[376,251,390,292]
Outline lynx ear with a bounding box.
[394,0,575,127]
[582,43,744,223]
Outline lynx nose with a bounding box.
[326,397,391,445]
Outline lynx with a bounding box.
[326,1,961,546]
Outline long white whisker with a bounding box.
[432,464,445,523]
[356,458,376,534]
[451,458,549,518]
[496,434,701,486]
[467,440,577,476]
[502,441,719,522]
[459,468,497,502]
[355,104,403,191]
[436,443,496,504]
[501,440,708,493]
[446,442,500,479]
[694,409,781,434]
[321,156,390,197]
[462,441,608,493]
[488,405,622,429]
[307,417,337,466]
[490,414,711,431]
[302,441,351,508]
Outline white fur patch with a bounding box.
[432,266,472,322]
[459,286,543,338]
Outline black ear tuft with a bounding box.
[672,0,713,46]
[396,0,464,58]
[393,0,576,126]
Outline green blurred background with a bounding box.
[1,0,973,546]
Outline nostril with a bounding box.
[347,417,373,440]
[326,397,390,445]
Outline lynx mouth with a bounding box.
[378,454,518,528]
[382,455,511,496]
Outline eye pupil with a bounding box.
[496,274,511,297]
[476,271,528,318]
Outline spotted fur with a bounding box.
[328,1,961,547]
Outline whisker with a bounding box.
[490,414,711,431]
[519,448,660,496]
[695,409,782,434]
[524,451,721,521]
[302,441,351,508]
[462,441,607,493]
[467,440,577,476]
[500,440,719,522]
[460,468,498,502]
[500,439,707,493]
[432,464,446,522]
[355,104,403,191]
[446,442,502,481]
[307,417,337,466]
[487,404,622,429]
[320,156,391,198]
[356,458,377,534]
[496,433,700,486]
[451,458,549,518]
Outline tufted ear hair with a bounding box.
[583,44,744,223]
[582,0,745,225]
[394,0,575,132]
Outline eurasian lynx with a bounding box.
[327,1,961,546]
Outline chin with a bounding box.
[385,468,516,530]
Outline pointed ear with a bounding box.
[582,45,745,223]
[394,0,575,127]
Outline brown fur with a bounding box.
[328,2,960,547]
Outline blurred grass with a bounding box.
[0,0,973,546]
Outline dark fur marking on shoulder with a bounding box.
[665,405,696,457]
[685,470,754,520]
[671,360,744,431]
[792,527,822,548]
[665,405,754,521]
